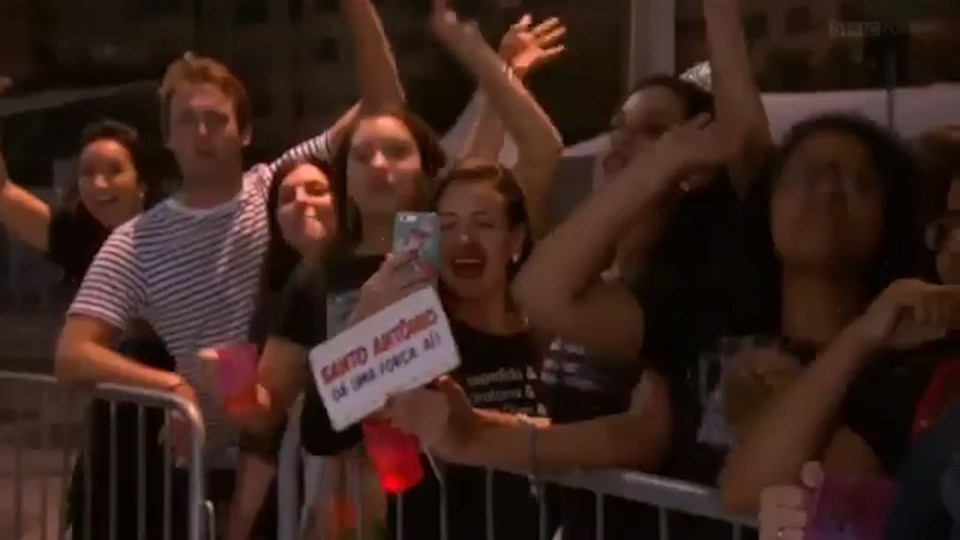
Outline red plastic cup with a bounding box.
[213,343,259,417]
[361,420,423,494]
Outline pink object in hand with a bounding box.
[361,420,424,494]
[213,343,259,417]
[805,470,898,540]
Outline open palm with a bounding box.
[499,14,566,77]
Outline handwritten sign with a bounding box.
[308,288,460,431]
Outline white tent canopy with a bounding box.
[441,84,960,166]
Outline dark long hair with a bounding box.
[62,119,164,218]
[740,113,929,332]
[260,156,336,294]
[327,106,447,254]
[624,74,715,120]
[247,155,335,347]
[59,119,162,245]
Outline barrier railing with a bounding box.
[0,371,208,540]
[275,406,757,540]
[0,368,756,539]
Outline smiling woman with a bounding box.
[0,118,162,286]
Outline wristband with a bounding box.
[515,413,540,495]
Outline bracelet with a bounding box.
[515,414,540,492]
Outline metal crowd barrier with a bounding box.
[274,406,758,540]
[0,371,208,540]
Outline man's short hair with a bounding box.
[158,52,251,138]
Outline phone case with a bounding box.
[392,212,440,270]
[805,470,897,540]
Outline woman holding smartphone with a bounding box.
[228,0,567,537]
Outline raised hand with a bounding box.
[498,14,566,77]
[430,0,481,49]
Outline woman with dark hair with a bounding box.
[375,6,662,538]
[714,112,941,516]
[0,119,163,285]
[448,0,767,537]
[750,121,960,540]
[221,154,339,540]
[0,119,178,539]
[228,0,570,536]
[222,0,446,536]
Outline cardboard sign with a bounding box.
[308,287,460,431]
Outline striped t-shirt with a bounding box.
[68,132,331,451]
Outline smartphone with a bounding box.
[392,212,440,272]
[804,470,897,540]
[912,359,960,440]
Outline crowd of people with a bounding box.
[1,0,960,538]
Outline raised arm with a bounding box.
[0,149,53,252]
[460,15,566,163]
[342,0,404,111]
[432,3,562,239]
[512,116,738,359]
[703,0,771,190]
[268,104,361,176]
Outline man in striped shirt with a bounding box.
[54,56,337,471]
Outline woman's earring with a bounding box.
[512,252,521,263]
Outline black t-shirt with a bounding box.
[47,207,110,286]
[387,319,559,540]
[271,253,385,455]
[541,338,643,423]
[626,178,759,539]
[540,337,653,540]
[841,339,949,475]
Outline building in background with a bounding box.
[0,0,58,87]
[674,0,960,92]
[35,0,450,152]
[30,0,628,152]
